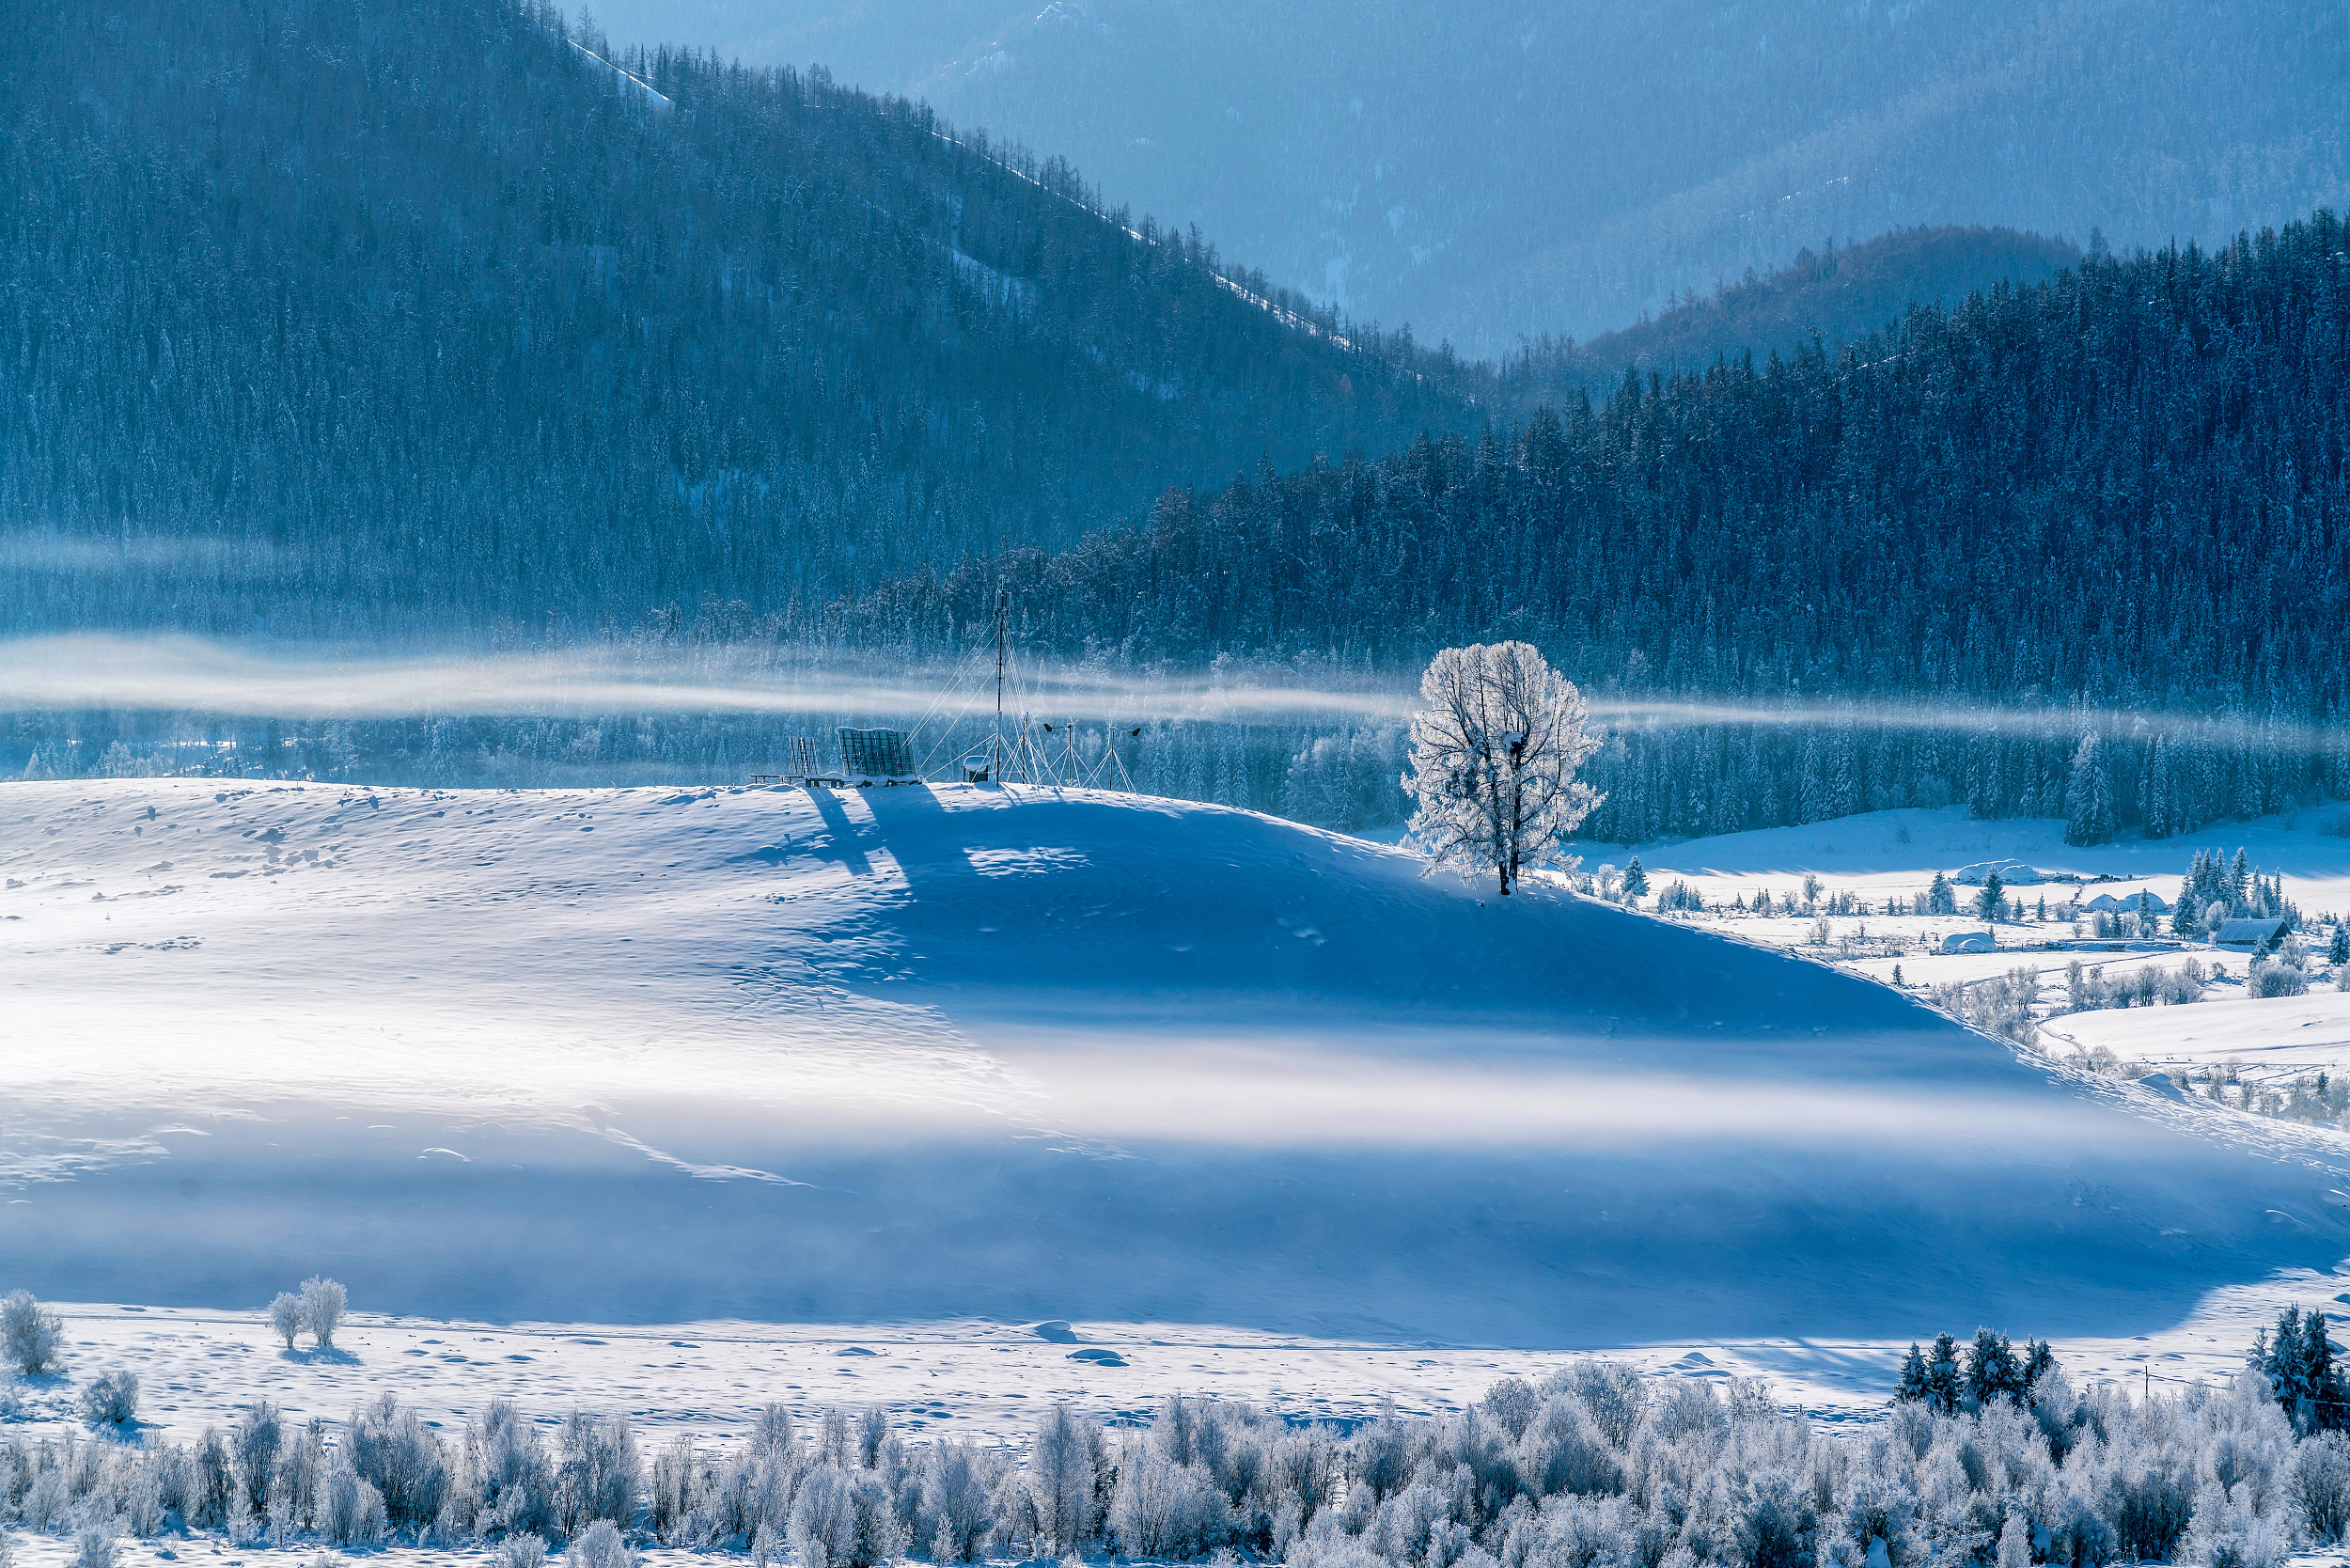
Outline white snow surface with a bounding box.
[6,780,2350,1351]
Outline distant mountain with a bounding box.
[1553,226,2082,387]
[0,0,1469,639]
[590,0,2350,355]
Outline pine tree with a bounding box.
[2021,1339,2057,1391]
[2328,924,2348,968]
[1974,870,2005,924]
[2064,735,2115,846]
[1895,1343,1929,1403]
[1926,871,1956,917]
[1622,856,1649,898]
[2230,849,2252,913]
[1924,1333,1965,1414]
[1965,1327,2023,1409]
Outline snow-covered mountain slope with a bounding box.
[4,780,2345,1342]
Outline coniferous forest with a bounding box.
[4,0,2347,842]
[0,0,1465,637]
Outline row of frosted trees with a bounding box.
[12,1356,2350,1568]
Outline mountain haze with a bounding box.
[592,0,2350,355]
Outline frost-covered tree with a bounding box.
[299,1278,346,1350]
[0,1293,64,1375]
[1026,1404,1103,1554]
[2329,924,2348,969]
[268,1294,304,1352]
[1403,642,1602,896]
[1621,857,1649,899]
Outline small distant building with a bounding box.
[2214,916,2291,951]
[1940,931,1998,954]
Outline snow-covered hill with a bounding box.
[4,780,2345,1343]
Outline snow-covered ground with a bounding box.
[1585,804,2350,916]
[1594,805,2350,1083]
[8,782,2350,1453]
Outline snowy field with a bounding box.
[9,781,2350,1470]
[1590,805,2350,1081]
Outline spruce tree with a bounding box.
[1896,1343,1929,1403]
[1965,1327,2023,1408]
[1974,870,2005,924]
[2064,736,2115,846]
[2329,924,2348,968]
[1622,856,1649,898]
[1924,1332,1965,1414]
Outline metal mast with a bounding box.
[993,588,1007,783]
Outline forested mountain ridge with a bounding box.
[1515,226,2082,393]
[0,0,1466,638]
[846,216,2350,840]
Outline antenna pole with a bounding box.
[994,588,1006,785]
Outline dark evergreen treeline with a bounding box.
[819,216,2350,839]
[863,214,2349,724]
[0,0,1468,638]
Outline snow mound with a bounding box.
[3,779,2345,1344]
[1953,859,2046,886]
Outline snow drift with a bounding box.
[2,780,2343,1342]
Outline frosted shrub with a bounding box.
[458,1400,556,1539]
[319,1462,387,1546]
[0,1294,64,1375]
[570,1519,635,1568]
[71,1523,117,1568]
[298,1278,346,1350]
[347,1393,450,1528]
[2248,958,2309,999]
[268,1294,304,1352]
[1108,1437,1230,1559]
[2295,1432,2350,1542]
[79,1370,139,1431]
[789,1465,898,1568]
[232,1401,283,1517]
[556,1410,642,1532]
[499,1533,548,1568]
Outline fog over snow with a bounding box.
[6,780,2349,1354]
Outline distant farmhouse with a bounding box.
[2213,916,2291,950]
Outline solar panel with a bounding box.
[837,728,914,779]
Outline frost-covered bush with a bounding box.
[78,1370,139,1431]
[1929,967,2041,1047]
[268,1294,304,1352]
[230,1401,282,1517]
[556,1410,642,1533]
[0,1294,64,1375]
[71,1523,117,1568]
[498,1533,547,1568]
[346,1394,448,1529]
[2249,957,2310,998]
[570,1518,635,1568]
[297,1278,346,1350]
[788,1464,900,1568]
[318,1461,386,1546]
